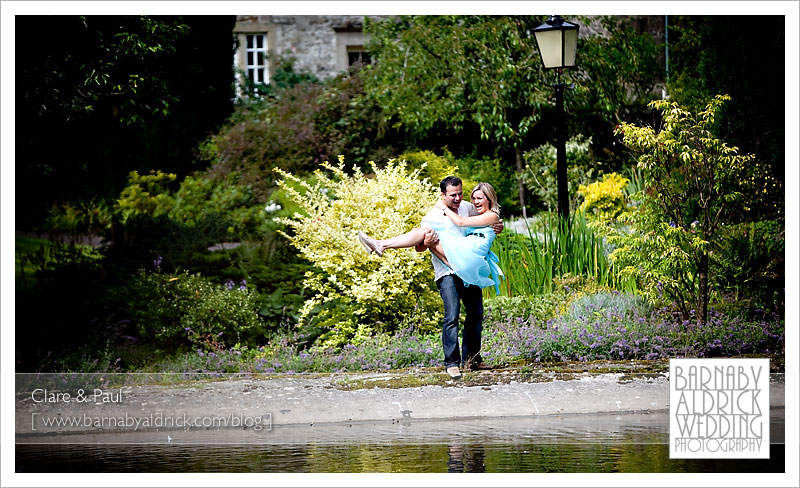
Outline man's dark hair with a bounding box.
[439,176,462,193]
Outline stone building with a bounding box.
[233,15,385,90]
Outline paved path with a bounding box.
[15,369,786,438]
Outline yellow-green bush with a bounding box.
[398,150,453,180]
[397,149,470,191]
[275,156,442,348]
[578,172,629,221]
[116,170,177,222]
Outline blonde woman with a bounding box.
[358,181,504,294]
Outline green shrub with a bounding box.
[44,199,115,235]
[521,134,597,212]
[204,82,327,199]
[712,220,784,315]
[106,170,274,279]
[169,172,269,240]
[128,269,265,349]
[238,55,320,99]
[207,68,402,199]
[484,294,562,326]
[314,69,401,169]
[454,153,521,214]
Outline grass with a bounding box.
[489,211,636,299]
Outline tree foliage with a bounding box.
[363,15,665,215]
[20,16,189,125]
[573,16,663,124]
[17,15,236,228]
[595,95,769,323]
[364,15,552,214]
[666,15,785,186]
[205,66,402,200]
[365,16,550,146]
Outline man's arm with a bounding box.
[415,228,438,252]
[492,218,504,234]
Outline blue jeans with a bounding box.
[437,274,484,368]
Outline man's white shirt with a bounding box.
[420,200,477,282]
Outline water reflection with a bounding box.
[447,443,486,473]
[16,409,785,473]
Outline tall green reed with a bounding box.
[489,211,635,297]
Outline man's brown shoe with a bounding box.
[468,361,493,371]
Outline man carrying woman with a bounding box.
[358,177,504,379]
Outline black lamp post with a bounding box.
[532,15,579,221]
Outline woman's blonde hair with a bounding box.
[471,182,501,214]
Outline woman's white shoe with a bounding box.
[357,231,384,257]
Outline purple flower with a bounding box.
[153,255,163,268]
[239,279,247,290]
[225,280,235,290]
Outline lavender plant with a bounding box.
[481,291,784,364]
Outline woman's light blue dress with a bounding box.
[427,223,504,294]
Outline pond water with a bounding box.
[16,409,785,473]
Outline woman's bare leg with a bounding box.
[428,241,452,268]
[374,228,427,253]
[363,228,452,267]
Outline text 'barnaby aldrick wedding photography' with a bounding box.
[670,358,770,459]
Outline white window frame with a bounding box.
[233,31,269,99]
[244,33,269,85]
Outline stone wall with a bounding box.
[235,15,386,81]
